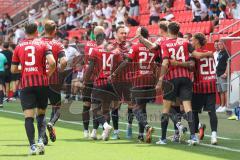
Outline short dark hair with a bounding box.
[10,43,16,50]
[140,27,149,39]
[214,40,219,43]
[24,22,38,35]
[168,22,180,35]
[184,33,192,38]
[219,4,226,11]
[3,42,9,49]
[193,33,207,47]
[116,25,125,33]
[178,32,183,38]
[44,20,56,34]
[159,21,168,32]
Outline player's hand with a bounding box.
[136,27,142,38]
[207,51,213,56]
[106,44,115,52]
[170,60,179,66]
[221,73,227,79]
[80,82,86,90]
[108,73,116,81]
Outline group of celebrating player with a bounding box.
[10,19,219,155]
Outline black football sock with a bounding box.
[186,111,195,135]
[111,109,119,130]
[82,106,90,130]
[97,114,106,126]
[193,111,199,133]
[36,114,46,140]
[50,107,55,121]
[106,112,111,124]
[208,111,218,132]
[161,113,169,140]
[25,117,35,146]
[128,108,134,125]
[133,108,148,129]
[138,122,144,135]
[0,90,4,105]
[93,114,99,130]
[170,106,181,133]
[49,107,60,125]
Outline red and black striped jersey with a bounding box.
[89,46,115,86]
[193,48,216,94]
[40,37,65,84]
[161,38,193,80]
[111,41,132,83]
[12,38,52,88]
[128,43,160,87]
[84,40,97,81]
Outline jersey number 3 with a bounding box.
[25,46,36,66]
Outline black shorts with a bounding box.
[4,70,11,83]
[82,83,93,102]
[0,71,5,85]
[91,83,118,104]
[48,84,61,106]
[20,86,48,111]
[131,86,156,105]
[112,82,132,102]
[192,93,216,113]
[163,77,193,102]
[11,73,21,81]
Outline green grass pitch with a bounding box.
[0,101,240,160]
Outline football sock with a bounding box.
[82,106,90,130]
[36,114,46,140]
[25,117,35,146]
[111,109,119,130]
[161,113,169,140]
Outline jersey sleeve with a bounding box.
[161,43,170,60]
[12,46,20,65]
[44,42,53,56]
[89,48,97,62]
[57,43,66,59]
[127,45,136,60]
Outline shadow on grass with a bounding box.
[0,154,28,157]
[0,139,25,142]
[2,144,29,147]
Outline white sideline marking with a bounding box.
[1,109,240,153]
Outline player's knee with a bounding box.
[24,109,35,118]
[208,111,217,118]
[37,108,46,115]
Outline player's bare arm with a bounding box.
[136,27,158,50]
[192,50,213,59]
[83,60,95,84]
[59,56,67,72]
[11,64,21,74]
[46,53,56,77]
[156,59,169,90]
[170,59,195,70]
